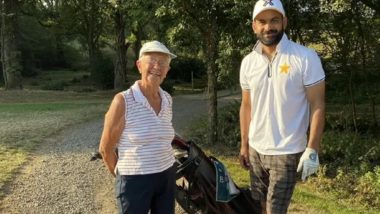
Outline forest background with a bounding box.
[0,0,379,212]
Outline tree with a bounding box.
[157,0,253,144]
[320,0,380,131]
[64,0,109,78]
[31,0,68,67]
[1,0,23,89]
[109,0,128,91]
[128,1,163,64]
[157,0,224,144]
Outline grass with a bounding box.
[197,144,378,214]
[291,184,378,214]
[0,89,113,197]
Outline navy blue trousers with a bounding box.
[115,165,176,214]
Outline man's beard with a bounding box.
[256,29,284,46]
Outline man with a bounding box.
[238,0,325,213]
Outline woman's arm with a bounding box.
[99,93,126,177]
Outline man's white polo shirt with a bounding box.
[240,34,325,155]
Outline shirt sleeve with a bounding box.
[239,56,251,90]
[303,49,326,87]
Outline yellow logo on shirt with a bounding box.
[280,63,290,74]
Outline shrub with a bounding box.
[310,166,380,209]
[71,77,81,84]
[321,131,380,173]
[355,167,380,208]
[91,55,114,90]
[161,80,175,95]
[185,101,241,147]
[216,101,241,147]
[41,80,67,91]
[74,87,96,93]
[168,57,205,82]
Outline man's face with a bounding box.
[252,10,287,46]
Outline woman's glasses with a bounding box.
[141,58,170,68]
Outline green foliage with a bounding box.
[325,108,378,135]
[308,166,380,210]
[41,80,68,91]
[355,167,380,207]
[63,42,88,70]
[217,34,248,90]
[18,15,66,71]
[157,0,254,90]
[168,57,206,82]
[186,101,241,147]
[216,101,241,147]
[92,55,115,90]
[160,79,175,95]
[311,128,380,175]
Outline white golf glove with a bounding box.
[297,148,319,181]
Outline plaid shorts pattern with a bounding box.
[249,147,302,214]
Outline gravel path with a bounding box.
[0,90,240,214]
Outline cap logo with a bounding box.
[263,0,274,6]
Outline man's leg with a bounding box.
[249,147,269,214]
[266,153,301,214]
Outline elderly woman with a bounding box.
[99,41,177,214]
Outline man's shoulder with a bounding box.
[286,40,318,57]
[242,50,260,63]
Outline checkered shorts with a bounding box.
[249,147,302,214]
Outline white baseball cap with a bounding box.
[252,0,285,20]
[139,40,177,59]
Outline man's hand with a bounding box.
[297,148,319,181]
[239,145,251,170]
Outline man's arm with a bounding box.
[99,93,125,177]
[239,89,252,170]
[305,81,325,152]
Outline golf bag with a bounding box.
[172,135,261,214]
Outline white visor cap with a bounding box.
[139,40,177,59]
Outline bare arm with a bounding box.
[239,89,251,170]
[306,81,325,152]
[99,93,125,177]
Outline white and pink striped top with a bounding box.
[115,81,175,175]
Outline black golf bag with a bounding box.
[172,135,261,214]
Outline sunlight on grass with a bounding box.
[293,184,378,214]
[0,146,27,197]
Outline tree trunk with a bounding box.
[133,24,143,62]
[1,0,22,90]
[87,0,100,78]
[203,26,219,145]
[348,66,358,133]
[55,34,66,67]
[88,42,97,77]
[353,1,378,128]
[113,2,127,91]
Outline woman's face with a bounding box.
[137,52,171,86]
